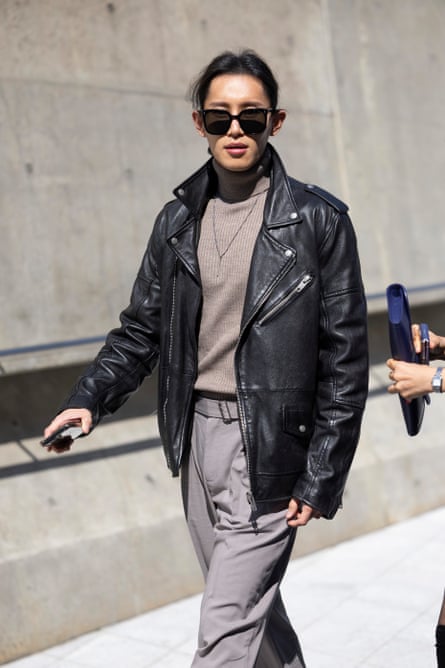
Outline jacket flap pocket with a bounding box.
[282,405,314,440]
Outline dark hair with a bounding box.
[189,49,279,110]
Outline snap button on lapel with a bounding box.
[290,212,298,220]
[284,249,293,258]
[171,237,178,246]
[298,424,307,433]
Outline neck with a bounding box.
[213,147,271,202]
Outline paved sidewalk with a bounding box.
[6,506,445,668]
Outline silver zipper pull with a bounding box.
[246,491,258,513]
[296,273,312,291]
[246,491,259,533]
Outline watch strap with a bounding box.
[432,367,443,393]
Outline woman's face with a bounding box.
[192,74,286,172]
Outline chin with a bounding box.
[218,156,258,172]
[227,162,253,172]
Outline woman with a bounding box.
[43,50,368,667]
[387,327,445,668]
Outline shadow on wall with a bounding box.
[0,363,158,444]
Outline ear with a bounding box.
[192,110,206,137]
[270,109,286,137]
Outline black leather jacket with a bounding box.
[63,145,368,519]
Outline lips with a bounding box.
[225,143,248,157]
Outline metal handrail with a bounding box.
[0,336,105,358]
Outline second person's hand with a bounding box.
[387,358,435,400]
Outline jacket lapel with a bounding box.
[240,146,303,331]
[167,218,201,282]
[168,145,305,311]
[168,159,214,283]
[240,228,297,331]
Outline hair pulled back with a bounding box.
[189,49,279,110]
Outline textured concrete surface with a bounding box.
[1,1,445,365]
[2,1,445,663]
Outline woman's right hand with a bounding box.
[412,325,444,358]
[42,408,93,453]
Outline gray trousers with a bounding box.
[181,396,306,668]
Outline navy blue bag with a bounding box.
[386,283,429,436]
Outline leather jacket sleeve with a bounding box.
[291,209,368,518]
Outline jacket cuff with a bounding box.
[56,395,102,430]
[291,481,341,520]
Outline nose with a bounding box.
[227,117,243,137]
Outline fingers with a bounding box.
[412,323,421,353]
[386,362,435,400]
[286,500,321,527]
[43,408,92,439]
[387,359,410,390]
[387,360,405,396]
[386,358,398,374]
[286,498,299,518]
[42,408,93,455]
[79,411,93,435]
[386,358,399,393]
[429,330,442,354]
[386,358,395,376]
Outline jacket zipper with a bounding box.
[234,388,257,513]
[257,272,314,326]
[163,260,177,471]
[237,271,313,512]
[235,256,297,513]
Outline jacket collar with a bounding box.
[172,144,302,227]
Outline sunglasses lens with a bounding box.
[238,109,267,134]
[203,110,231,135]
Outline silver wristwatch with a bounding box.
[432,367,443,393]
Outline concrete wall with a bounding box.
[2,0,445,662]
[1,0,445,365]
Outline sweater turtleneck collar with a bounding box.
[212,146,272,203]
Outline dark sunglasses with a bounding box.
[200,108,274,135]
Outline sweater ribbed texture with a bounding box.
[195,155,270,396]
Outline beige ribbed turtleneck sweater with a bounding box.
[194,152,271,397]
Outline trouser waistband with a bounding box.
[194,394,239,422]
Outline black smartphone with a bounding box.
[419,323,431,406]
[419,323,430,365]
[40,422,83,447]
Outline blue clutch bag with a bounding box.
[386,283,429,436]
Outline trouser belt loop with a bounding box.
[218,400,236,424]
